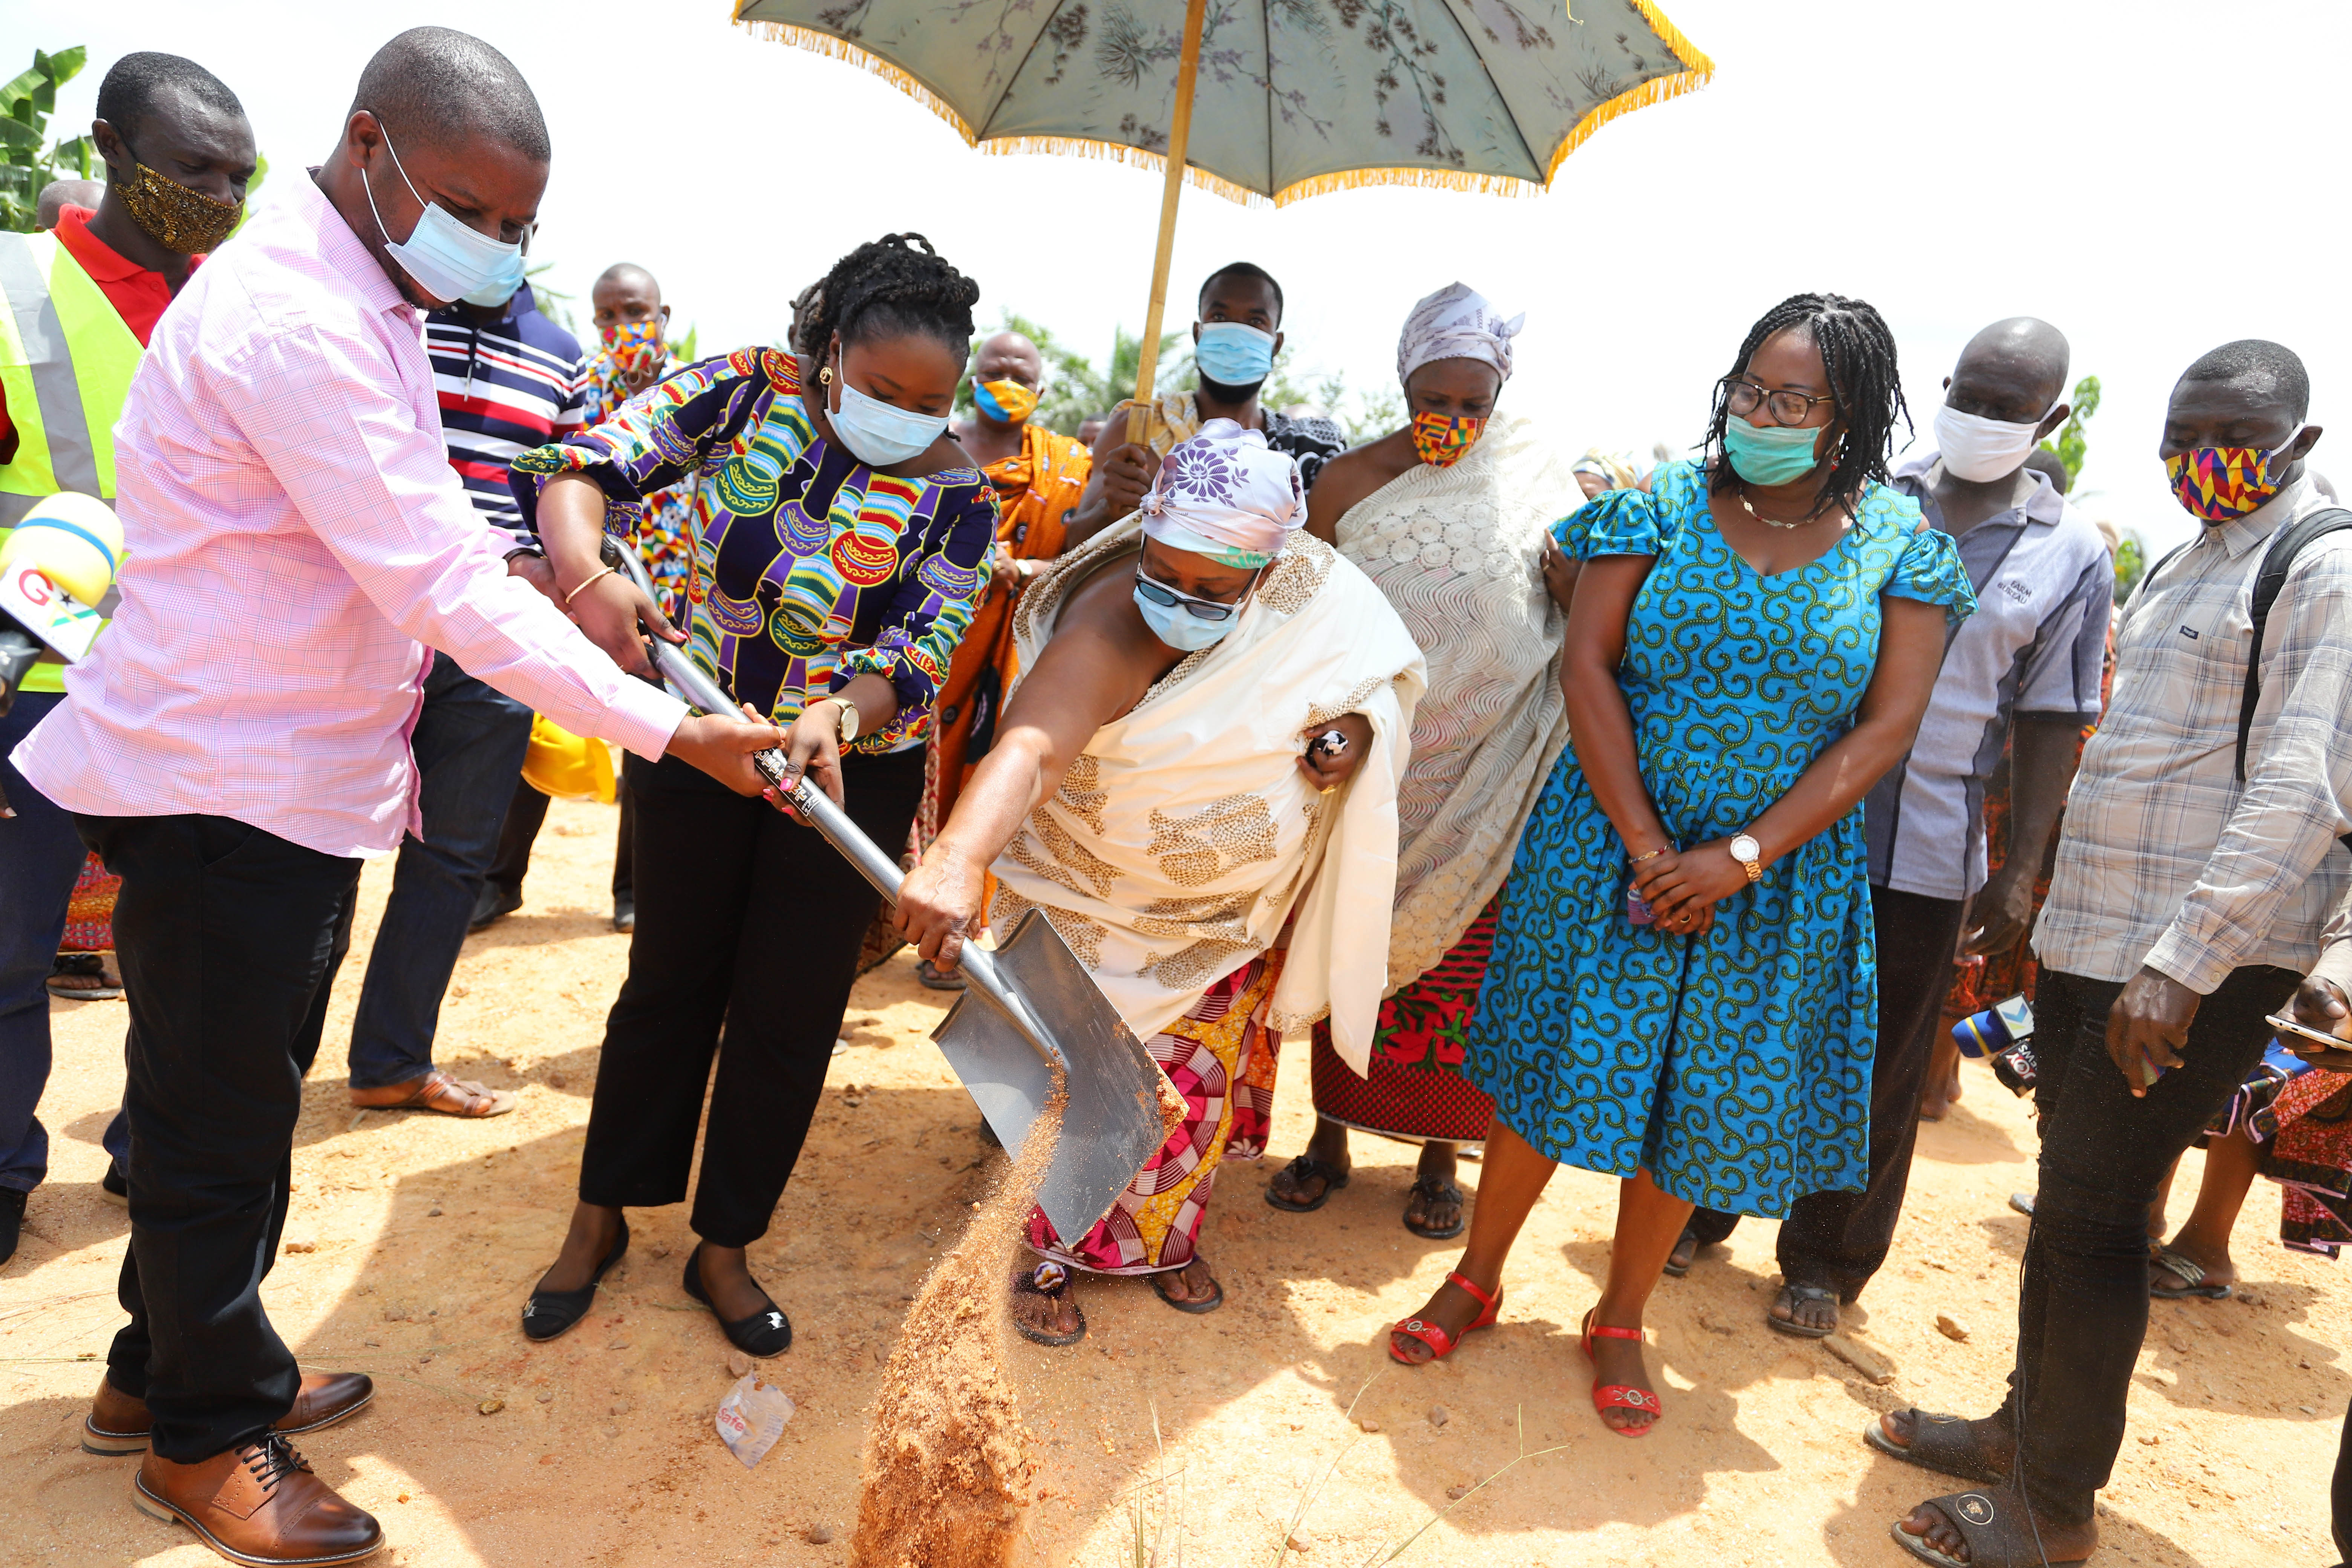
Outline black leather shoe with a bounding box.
[470,883,522,932]
[611,894,634,933]
[100,1161,128,1208]
[0,1186,23,1266]
[522,1217,628,1342]
[681,1243,791,1357]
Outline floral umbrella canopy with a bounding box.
[732,0,1710,399]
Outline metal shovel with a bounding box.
[612,552,1165,1244]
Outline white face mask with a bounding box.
[1934,400,2053,484]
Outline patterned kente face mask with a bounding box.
[600,316,666,379]
[116,158,242,255]
[2165,435,2301,522]
[1409,411,1487,468]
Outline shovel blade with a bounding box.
[933,910,1165,1245]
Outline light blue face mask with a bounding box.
[1193,321,1276,388]
[361,119,528,306]
[1133,565,1255,652]
[827,370,950,468]
[1722,413,1827,487]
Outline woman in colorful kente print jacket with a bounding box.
[508,235,997,1360]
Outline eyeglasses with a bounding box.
[1720,377,1836,427]
[1134,565,1253,622]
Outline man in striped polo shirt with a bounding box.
[337,273,588,1121]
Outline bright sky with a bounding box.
[13,0,2352,552]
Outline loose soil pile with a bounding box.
[849,1102,1056,1567]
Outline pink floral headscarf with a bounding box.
[1138,418,1305,568]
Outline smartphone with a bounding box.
[2267,1012,2352,1052]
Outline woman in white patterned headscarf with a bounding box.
[1265,283,1583,1240]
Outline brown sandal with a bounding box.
[350,1068,516,1118]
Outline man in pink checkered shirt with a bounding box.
[9,29,776,1565]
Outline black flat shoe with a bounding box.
[522,1217,628,1342]
[681,1243,792,1357]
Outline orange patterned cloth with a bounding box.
[60,851,119,953]
[1025,951,1283,1275]
[910,421,1091,920]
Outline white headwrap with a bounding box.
[1137,418,1306,568]
[1396,283,1525,388]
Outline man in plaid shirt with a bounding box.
[1888,339,2352,1565]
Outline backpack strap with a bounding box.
[2238,506,2352,782]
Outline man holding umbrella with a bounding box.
[1067,263,1343,545]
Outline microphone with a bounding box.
[0,491,124,717]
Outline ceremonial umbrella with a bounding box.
[732,0,1711,414]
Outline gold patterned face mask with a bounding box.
[116,161,242,255]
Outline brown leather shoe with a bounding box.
[134,1433,382,1565]
[348,1067,515,1118]
[85,1370,374,1456]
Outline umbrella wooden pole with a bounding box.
[1125,0,1210,447]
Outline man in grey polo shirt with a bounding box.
[1684,318,2115,1337]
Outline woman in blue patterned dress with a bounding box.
[508,236,999,1357]
[1387,295,1975,1437]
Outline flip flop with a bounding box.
[1662,1224,1700,1278]
[1264,1153,1350,1214]
[2150,1246,2231,1300]
[1401,1174,1465,1240]
[1892,1488,2087,1567]
[1011,1262,1086,1347]
[1863,1409,2011,1486]
[1766,1282,1839,1338]
[1150,1263,1224,1315]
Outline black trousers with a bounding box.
[77,813,361,1462]
[1686,886,1966,1289]
[485,770,635,904]
[577,744,923,1245]
[2008,963,2299,1526]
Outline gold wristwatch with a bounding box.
[1728,832,1764,884]
[828,698,860,746]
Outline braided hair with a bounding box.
[798,233,980,366]
[1704,292,1908,519]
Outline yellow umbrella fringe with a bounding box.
[1540,0,1718,185]
[733,17,981,146]
[1270,165,1542,207]
[1629,0,1716,78]
[1542,61,1712,186]
[978,135,1265,207]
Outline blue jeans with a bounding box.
[338,654,531,1090]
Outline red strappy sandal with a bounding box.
[1388,1270,1501,1365]
[1581,1308,1662,1437]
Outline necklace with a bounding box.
[1735,484,1815,531]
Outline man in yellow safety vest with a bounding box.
[0,51,254,1266]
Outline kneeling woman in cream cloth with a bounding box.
[897,420,1426,1344]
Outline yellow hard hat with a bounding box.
[0,492,124,607]
[520,714,617,804]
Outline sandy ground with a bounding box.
[2,792,2346,1566]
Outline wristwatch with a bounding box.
[1728,833,1764,883]
[827,698,860,746]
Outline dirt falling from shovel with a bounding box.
[848,1089,1063,1568]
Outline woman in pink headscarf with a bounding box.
[896,419,1427,1346]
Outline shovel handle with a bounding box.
[611,549,1068,1076]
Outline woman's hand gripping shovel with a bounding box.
[607,546,1166,1244]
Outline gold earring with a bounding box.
[819,366,833,386]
